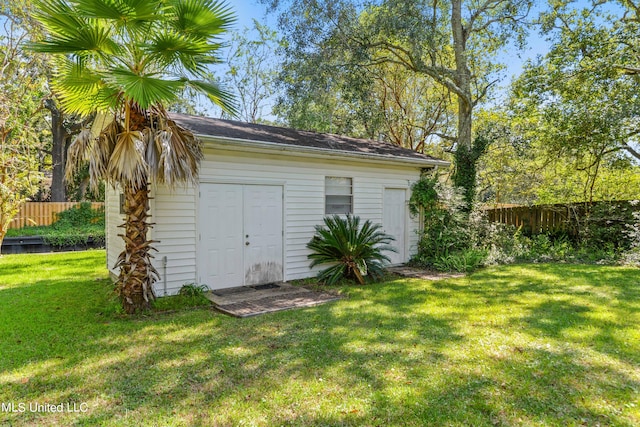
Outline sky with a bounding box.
[218,0,546,117]
[219,0,625,116]
[231,0,274,28]
[227,0,549,73]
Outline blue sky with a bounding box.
[222,0,548,113]
[232,0,273,26]
[226,0,549,87]
[227,0,625,71]
[220,0,625,115]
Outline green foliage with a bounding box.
[410,176,627,270]
[453,134,490,209]
[467,209,527,265]
[468,210,621,266]
[579,201,638,251]
[30,0,236,116]
[513,234,619,265]
[307,215,395,285]
[477,104,640,205]
[215,20,282,123]
[432,249,488,273]
[621,210,640,266]
[0,2,48,246]
[502,2,640,204]
[150,283,211,311]
[408,175,439,216]
[44,203,105,247]
[265,0,528,161]
[178,283,209,298]
[6,203,105,247]
[410,177,473,269]
[55,202,104,227]
[65,163,106,202]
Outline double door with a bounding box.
[198,183,283,289]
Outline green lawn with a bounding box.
[0,251,638,426]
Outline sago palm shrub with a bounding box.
[307,215,396,285]
[30,0,235,313]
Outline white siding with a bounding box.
[105,146,424,295]
[149,184,197,295]
[198,148,421,282]
[104,184,197,296]
[105,186,125,276]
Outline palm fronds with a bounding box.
[31,0,235,314]
[30,0,236,116]
[307,215,396,285]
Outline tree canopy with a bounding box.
[0,0,48,250]
[498,0,640,204]
[263,0,532,206]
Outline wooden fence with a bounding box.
[8,202,104,229]
[484,201,639,237]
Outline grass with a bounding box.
[0,251,638,426]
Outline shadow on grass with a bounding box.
[1,259,639,426]
[522,299,592,336]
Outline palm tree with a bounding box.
[30,0,236,313]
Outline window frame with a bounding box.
[325,176,353,215]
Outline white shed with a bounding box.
[105,114,449,295]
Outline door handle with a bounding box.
[245,241,250,246]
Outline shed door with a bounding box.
[199,183,283,289]
[383,188,407,265]
[243,185,283,285]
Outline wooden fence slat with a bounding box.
[483,200,640,237]
[8,202,105,229]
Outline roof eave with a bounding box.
[197,134,451,168]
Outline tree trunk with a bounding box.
[77,175,89,201]
[451,0,473,151]
[45,99,67,202]
[457,98,473,150]
[451,0,478,207]
[114,183,158,313]
[453,134,489,209]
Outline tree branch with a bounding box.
[623,142,640,160]
[355,39,466,99]
[616,64,640,75]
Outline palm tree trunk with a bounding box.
[115,183,158,313]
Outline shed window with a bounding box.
[325,177,352,214]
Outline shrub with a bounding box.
[178,283,209,298]
[54,202,105,228]
[409,177,475,269]
[44,203,105,247]
[7,203,105,247]
[468,207,527,265]
[307,215,395,285]
[432,249,488,273]
[409,177,626,270]
[621,209,640,266]
[579,201,637,250]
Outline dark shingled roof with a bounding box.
[171,113,446,164]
